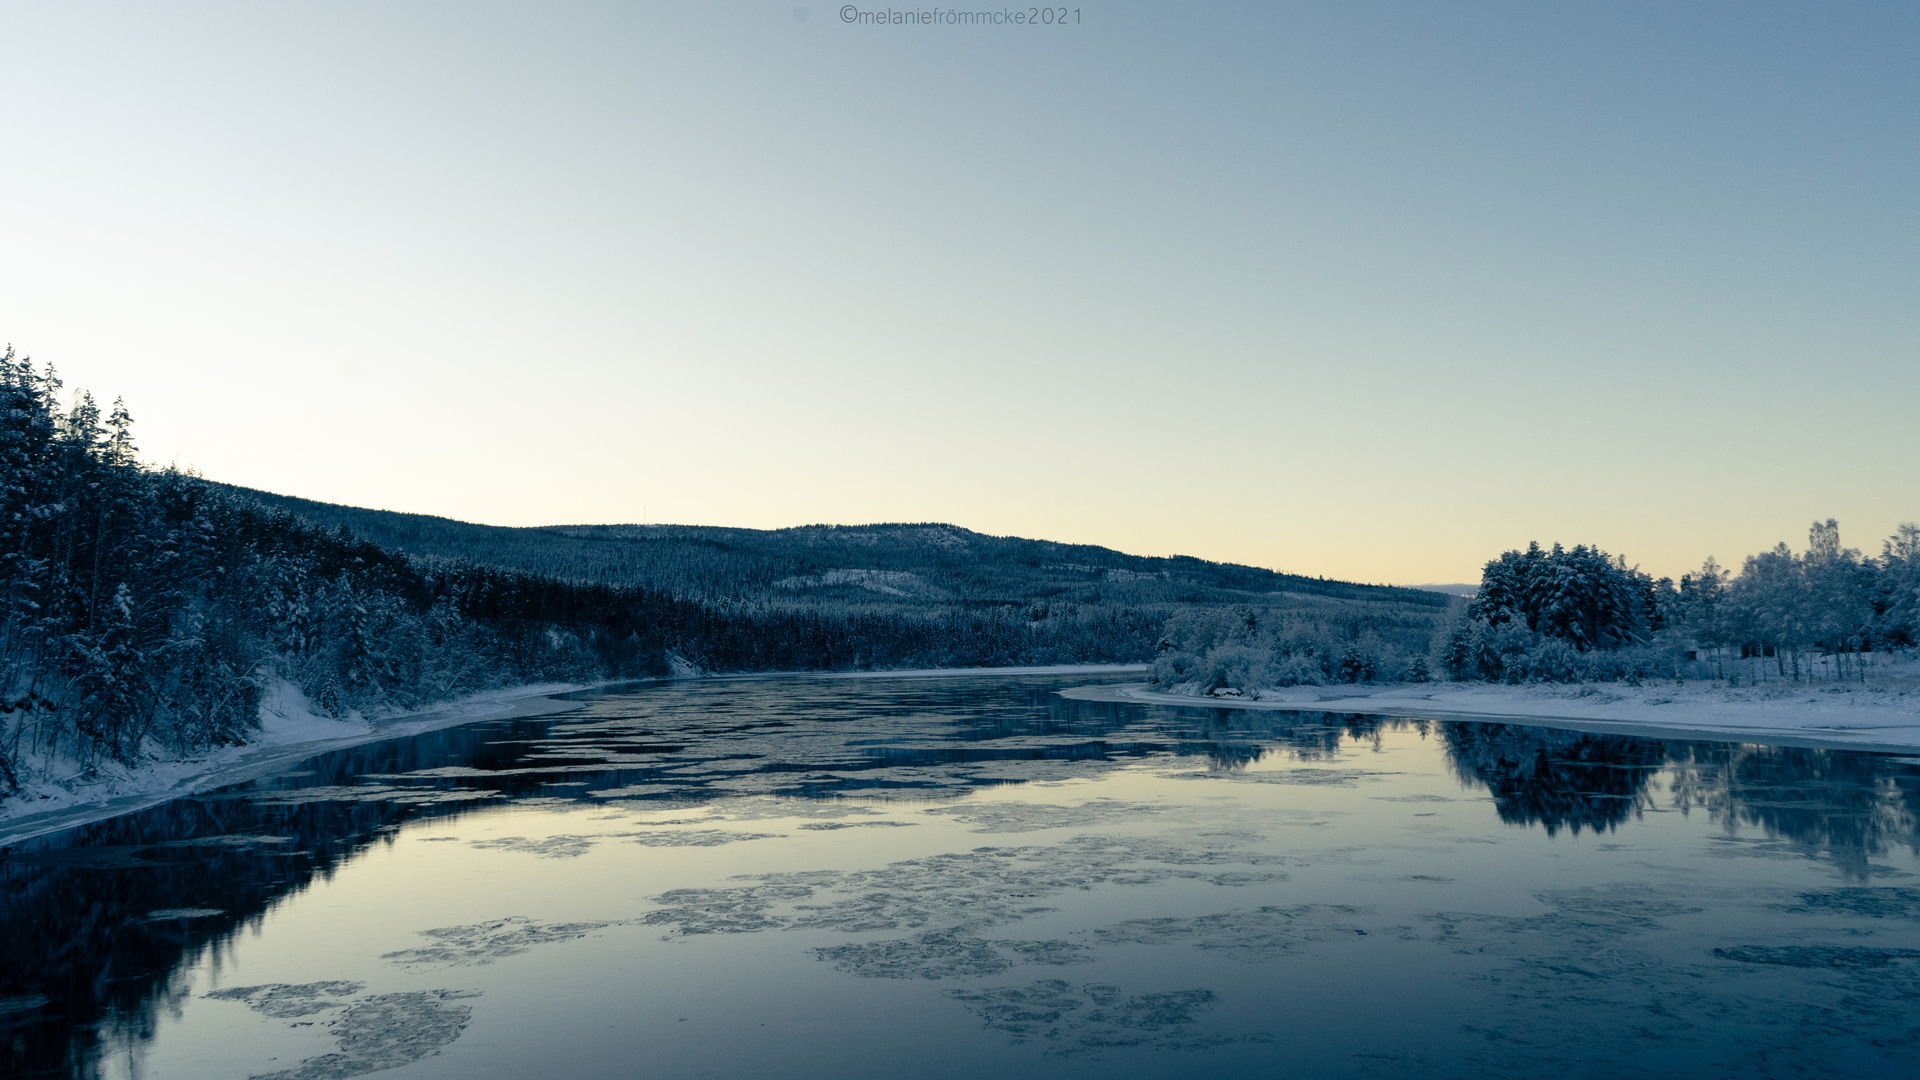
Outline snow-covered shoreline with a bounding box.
[0,663,1152,848]
[0,681,591,848]
[1064,679,1920,754]
[9,662,1910,846]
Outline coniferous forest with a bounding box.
[4,355,1447,796]
[0,354,1156,792]
[10,349,1908,798]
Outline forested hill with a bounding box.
[206,484,1448,610]
[1,352,1451,800]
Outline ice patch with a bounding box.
[468,835,600,859]
[1713,945,1920,969]
[382,917,624,967]
[206,982,367,1019]
[921,799,1168,834]
[251,990,479,1080]
[1087,905,1382,960]
[141,908,227,921]
[944,980,1260,1052]
[811,932,1091,979]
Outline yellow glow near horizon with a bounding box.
[1,4,1913,586]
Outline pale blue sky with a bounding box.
[1,2,1913,582]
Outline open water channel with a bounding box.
[5,671,1920,1079]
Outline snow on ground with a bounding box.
[816,662,1150,680]
[0,680,589,847]
[256,679,374,744]
[0,664,1152,846]
[1084,660,1920,753]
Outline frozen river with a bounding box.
[5,671,1920,1079]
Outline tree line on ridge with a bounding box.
[0,352,1159,796]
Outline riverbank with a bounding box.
[0,681,591,847]
[1064,674,1920,754]
[0,663,1152,847]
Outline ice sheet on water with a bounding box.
[640,831,1297,938]
[627,829,781,847]
[467,835,601,859]
[1783,886,1920,919]
[713,797,893,822]
[641,884,820,935]
[1713,945,1920,969]
[1162,767,1394,786]
[943,980,1264,1053]
[460,826,783,858]
[205,982,366,1019]
[1396,881,1920,1074]
[1087,904,1387,960]
[382,917,624,966]
[810,931,1091,979]
[921,799,1168,833]
[1205,871,1290,886]
[249,990,479,1080]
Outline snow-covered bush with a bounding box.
[1148,602,1443,694]
[1201,644,1270,695]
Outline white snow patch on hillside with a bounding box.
[256,678,372,743]
[774,568,949,598]
[1046,565,1166,582]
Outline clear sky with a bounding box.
[1,2,1913,585]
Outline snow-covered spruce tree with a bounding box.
[1454,521,1906,686]
[1451,542,1659,682]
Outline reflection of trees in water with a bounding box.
[0,717,569,1080]
[12,679,1920,1079]
[1666,744,1920,878]
[1140,706,1414,768]
[1439,723,1666,836]
[1436,723,1920,872]
[959,694,1406,770]
[2,799,409,1078]
[0,681,1180,1078]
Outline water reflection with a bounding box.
[1668,743,1920,877]
[0,719,540,1079]
[2,674,1918,1079]
[1441,724,1667,836]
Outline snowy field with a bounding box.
[1078,658,1920,753]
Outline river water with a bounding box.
[4,671,1920,1079]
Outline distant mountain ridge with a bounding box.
[208,484,1450,610]
[1407,583,1479,597]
